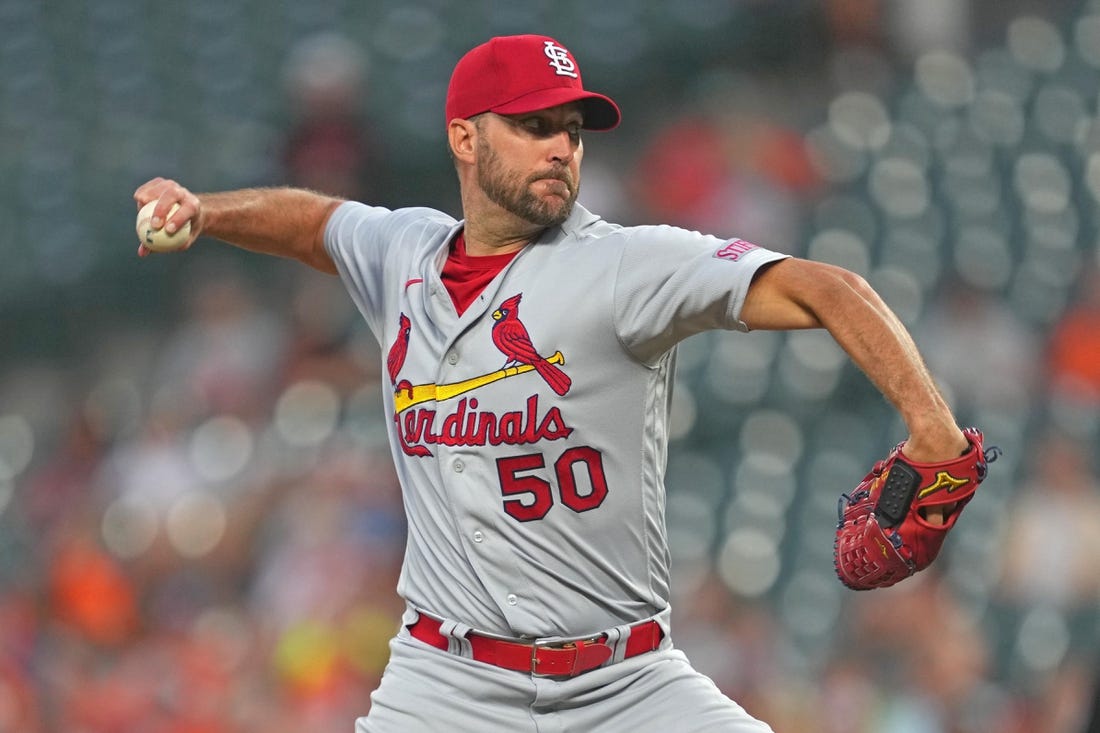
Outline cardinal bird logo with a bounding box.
[386,313,414,399]
[491,293,571,396]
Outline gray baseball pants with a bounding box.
[355,628,775,732]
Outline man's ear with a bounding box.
[448,119,478,164]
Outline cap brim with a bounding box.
[490,88,621,131]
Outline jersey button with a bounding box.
[453,459,464,473]
[506,594,518,606]
[447,351,459,365]
[472,530,484,543]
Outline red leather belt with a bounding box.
[407,614,663,677]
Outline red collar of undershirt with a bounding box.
[441,231,521,314]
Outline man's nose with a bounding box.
[547,131,576,164]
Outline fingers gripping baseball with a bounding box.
[133,178,202,256]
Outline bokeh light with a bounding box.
[274,380,341,447]
[165,491,227,558]
[0,414,34,481]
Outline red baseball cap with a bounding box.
[445,35,621,131]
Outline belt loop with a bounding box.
[605,623,632,665]
[439,620,473,658]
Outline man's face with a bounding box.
[474,104,584,227]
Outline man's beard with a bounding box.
[477,137,578,227]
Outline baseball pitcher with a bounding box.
[133,34,993,733]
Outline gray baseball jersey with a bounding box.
[325,201,787,640]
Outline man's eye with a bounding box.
[515,117,581,141]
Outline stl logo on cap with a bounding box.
[543,41,578,78]
[445,35,621,131]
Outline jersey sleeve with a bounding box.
[612,225,789,363]
[324,201,455,336]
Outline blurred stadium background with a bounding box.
[2,0,1100,731]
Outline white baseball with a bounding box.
[136,200,192,252]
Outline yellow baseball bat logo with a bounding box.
[393,351,565,413]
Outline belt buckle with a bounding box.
[530,634,612,677]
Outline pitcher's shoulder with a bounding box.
[332,202,456,229]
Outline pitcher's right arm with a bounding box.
[133,177,343,274]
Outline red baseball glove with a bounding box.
[834,427,997,590]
